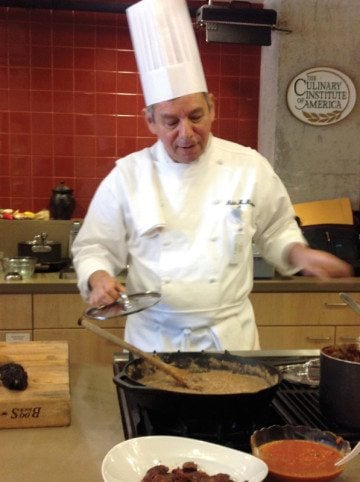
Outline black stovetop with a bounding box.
[112,351,359,452]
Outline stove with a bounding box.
[112,350,359,452]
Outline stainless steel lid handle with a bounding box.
[119,292,132,311]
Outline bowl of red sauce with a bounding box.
[250,425,351,482]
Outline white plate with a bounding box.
[101,435,268,482]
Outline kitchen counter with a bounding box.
[1,272,360,294]
[0,272,80,294]
[0,361,358,482]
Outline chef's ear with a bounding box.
[207,93,216,121]
[143,105,157,134]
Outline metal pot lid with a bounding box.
[84,291,161,320]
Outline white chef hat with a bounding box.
[126,0,208,107]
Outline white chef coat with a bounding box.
[73,135,306,352]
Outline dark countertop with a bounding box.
[252,276,360,292]
[1,272,360,294]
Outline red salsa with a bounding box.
[258,439,343,481]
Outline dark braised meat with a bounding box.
[0,363,28,390]
[323,344,360,362]
[143,465,170,480]
[141,462,235,481]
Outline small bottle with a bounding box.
[68,221,81,260]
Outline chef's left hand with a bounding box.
[287,243,353,279]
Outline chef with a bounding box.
[72,0,351,352]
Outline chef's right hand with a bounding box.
[88,270,125,306]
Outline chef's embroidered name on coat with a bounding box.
[226,199,255,207]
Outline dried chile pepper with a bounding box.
[0,363,28,390]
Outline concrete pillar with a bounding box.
[258,0,360,208]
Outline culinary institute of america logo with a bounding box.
[287,67,356,126]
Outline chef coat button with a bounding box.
[217,159,223,165]
[183,328,191,336]
[210,236,217,242]
[213,199,220,205]
[209,277,217,283]
[163,240,171,246]
[162,277,171,284]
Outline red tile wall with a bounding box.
[0,6,261,218]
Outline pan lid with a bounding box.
[84,291,161,320]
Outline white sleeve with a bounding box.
[253,164,307,276]
[72,168,128,300]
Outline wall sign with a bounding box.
[287,67,356,126]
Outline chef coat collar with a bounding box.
[151,134,213,170]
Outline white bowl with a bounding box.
[102,435,268,482]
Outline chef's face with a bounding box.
[144,92,215,164]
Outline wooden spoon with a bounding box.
[78,317,191,388]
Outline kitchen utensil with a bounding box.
[18,233,62,264]
[320,343,360,430]
[335,440,360,466]
[278,358,320,386]
[2,256,37,279]
[83,291,161,319]
[339,292,360,315]
[78,317,190,388]
[114,351,281,429]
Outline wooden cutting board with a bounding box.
[0,341,70,429]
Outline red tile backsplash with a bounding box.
[54,69,74,91]
[0,113,9,134]
[32,156,53,177]
[0,5,261,218]
[9,89,30,111]
[0,156,9,177]
[9,67,30,89]
[31,112,54,134]
[10,112,31,133]
[10,134,31,156]
[31,46,52,68]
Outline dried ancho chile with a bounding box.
[0,363,28,390]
